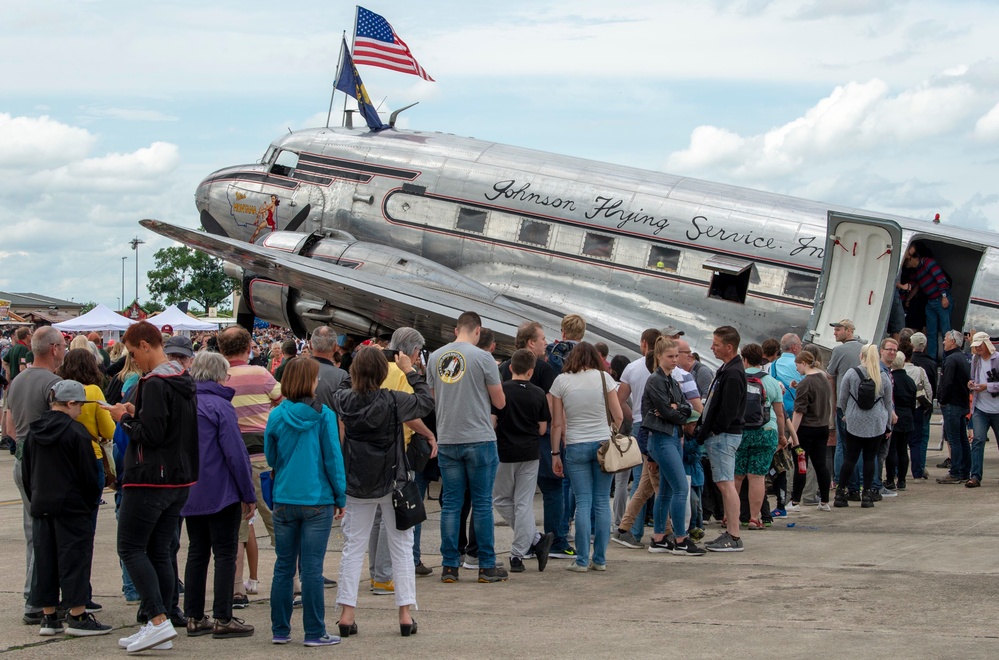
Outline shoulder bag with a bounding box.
[390,395,427,530]
[596,371,642,474]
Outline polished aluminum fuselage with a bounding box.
[196,127,999,355]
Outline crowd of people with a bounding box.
[1,296,995,651]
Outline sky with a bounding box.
[3,0,999,311]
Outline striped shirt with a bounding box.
[227,360,282,436]
[914,257,949,300]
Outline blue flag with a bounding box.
[334,38,388,131]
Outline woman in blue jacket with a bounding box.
[264,357,346,647]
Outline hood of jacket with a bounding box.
[28,409,77,447]
[333,389,393,438]
[272,398,324,434]
[196,379,235,402]
[144,359,197,400]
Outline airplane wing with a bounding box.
[140,219,638,357]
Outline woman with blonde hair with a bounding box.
[836,344,895,508]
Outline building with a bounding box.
[0,292,84,324]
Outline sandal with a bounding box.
[746,518,766,530]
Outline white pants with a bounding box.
[337,494,416,609]
[492,460,539,558]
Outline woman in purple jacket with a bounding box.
[181,352,257,639]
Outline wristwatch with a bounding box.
[551,451,561,457]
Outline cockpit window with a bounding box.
[270,150,299,177]
[261,146,277,166]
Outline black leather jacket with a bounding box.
[641,367,691,436]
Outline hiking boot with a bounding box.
[415,562,434,576]
[847,489,861,502]
[937,475,964,484]
[478,567,509,583]
[937,457,951,469]
[834,487,849,508]
[187,616,213,636]
[212,617,254,639]
[611,529,645,549]
[65,612,112,637]
[440,566,459,583]
[861,491,875,508]
[509,556,526,572]
[39,613,63,636]
[870,488,883,502]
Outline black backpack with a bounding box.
[851,366,879,410]
[744,374,771,429]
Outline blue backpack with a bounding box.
[545,341,574,374]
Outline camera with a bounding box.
[382,348,399,360]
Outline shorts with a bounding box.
[704,432,742,482]
[734,427,779,476]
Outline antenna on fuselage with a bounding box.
[389,102,419,128]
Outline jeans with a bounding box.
[646,431,688,539]
[412,472,430,565]
[271,503,333,640]
[117,486,190,620]
[438,442,499,569]
[942,404,971,479]
[338,494,416,609]
[834,408,861,490]
[874,436,889,491]
[971,409,999,480]
[924,297,952,361]
[184,502,241,620]
[563,442,612,568]
[908,408,929,479]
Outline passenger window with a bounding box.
[456,208,487,233]
[518,219,550,246]
[270,150,299,177]
[703,255,752,304]
[783,272,819,299]
[648,246,681,271]
[582,232,614,259]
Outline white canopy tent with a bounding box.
[52,303,136,343]
[148,305,219,336]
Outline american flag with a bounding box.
[353,6,434,82]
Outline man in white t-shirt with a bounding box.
[967,332,999,487]
[427,312,506,584]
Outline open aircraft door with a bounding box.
[806,212,903,350]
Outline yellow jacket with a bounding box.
[77,384,116,459]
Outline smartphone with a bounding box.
[382,348,399,360]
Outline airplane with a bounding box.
[142,123,999,362]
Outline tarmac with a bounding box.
[1,444,998,659]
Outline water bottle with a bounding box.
[796,447,807,474]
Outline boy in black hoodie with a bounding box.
[21,380,111,637]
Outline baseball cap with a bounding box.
[830,319,855,330]
[164,335,195,358]
[971,332,996,355]
[49,380,106,404]
[685,409,701,424]
[661,325,685,337]
[161,324,174,335]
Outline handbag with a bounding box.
[99,439,117,490]
[390,397,427,530]
[406,433,433,474]
[595,370,642,474]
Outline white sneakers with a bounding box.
[244,579,259,595]
[816,502,832,511]
[121,620,178,653]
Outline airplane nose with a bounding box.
[195,175,212,212]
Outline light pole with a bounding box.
[129,237,145,305]
[121,256,127,310]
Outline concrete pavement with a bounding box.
[1,445,998,659]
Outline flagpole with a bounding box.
[342,5,359,127]
[326,31,347,128]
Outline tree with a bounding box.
[80,301,98,314]
[147,246,238,312]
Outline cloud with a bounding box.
[80,106,180,122]
[794,0,908,20]
[974,102,999,139]
[665,77,981,182]
[0,113,96,167]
